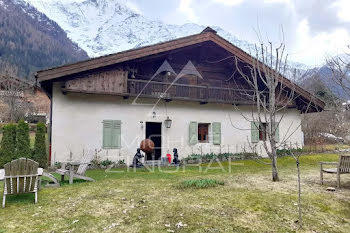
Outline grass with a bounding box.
[178,178,224,189]
[0,153,349,232]
[303,143,350,152]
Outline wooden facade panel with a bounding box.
[66,70,128,94]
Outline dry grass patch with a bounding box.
[0,153,349,232]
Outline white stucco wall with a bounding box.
[51,83,303,164]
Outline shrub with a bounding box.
[276,148,303,157]
[0,124,17,167]
[16,120,31,158]
[101,159,113,167]
[54,161,62,168]
[116,160,125,165]
[178,179,224,189]
[33,122,47,168]
[183,152,259,163]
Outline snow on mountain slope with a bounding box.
[22,1,261,56]
[24,0,309,73]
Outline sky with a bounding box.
[125,0,350,67]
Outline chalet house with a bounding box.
[36,27,325,165]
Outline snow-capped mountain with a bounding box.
[299,55,350,101]
[0,0,88,77]
[24,0,256,58]
[23,0,306,69]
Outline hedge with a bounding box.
[33,122,47,168]
[0,124,17,167]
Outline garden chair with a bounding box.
[55,150,95,184]
[2,158,39,208]
[320,154,350,188]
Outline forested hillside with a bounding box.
[0,0,89,78]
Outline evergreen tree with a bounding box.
[0,124,16,167]
[33,122,47,168]
[16,120,31,158]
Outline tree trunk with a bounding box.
[296,159,302,228]
[271,152,279,182]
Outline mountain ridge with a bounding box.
[24,0,309,74]
[0,0,89,78]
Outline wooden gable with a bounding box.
[65,70,128,94]
[36,27,325,112]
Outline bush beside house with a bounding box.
[0,121,47,168]
[183,152,259,164]
[0,124,17,167]
[16,120,31,158]
[33,122,47,168]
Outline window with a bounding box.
[189,122,221,145]
[259,123,267,141]
[251,121,279,143]
[198,123,209,143]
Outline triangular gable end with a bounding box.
[36,27,325,110]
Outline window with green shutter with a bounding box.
[251,121,259,143]
[212,122,221,145]
[189,121,198,145]
[103,120,121,149]
[251,121,279,143]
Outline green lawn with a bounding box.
[0,154,349,233]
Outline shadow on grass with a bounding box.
[3,193,36,207]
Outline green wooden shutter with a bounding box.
[251,121,259,143]
[189,121,198,145]
[212,122,221,145]
[113,120,121,149]
[274,123,279,142]
[103,120,113,148]
[103,120,121,149]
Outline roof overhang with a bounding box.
[36,27,325,111]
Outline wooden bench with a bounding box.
[320,155,350,188]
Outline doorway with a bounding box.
[145,122,162,160]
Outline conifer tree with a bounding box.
[0,124,16,167]
[33,122,47,168]
[16,120,31,158]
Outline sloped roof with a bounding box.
[36,27,325,110]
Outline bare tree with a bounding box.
[0,65,34,122]
[227,40,314,229]
[231,41,305,182]
[326,46,350,100]
[288,148,303,228]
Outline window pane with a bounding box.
[259,123,267,141]
[198,123,209,143]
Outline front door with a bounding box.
[145,122,162,160]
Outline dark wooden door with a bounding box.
[145,122,162,160]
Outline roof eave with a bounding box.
[36,28,325,111]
